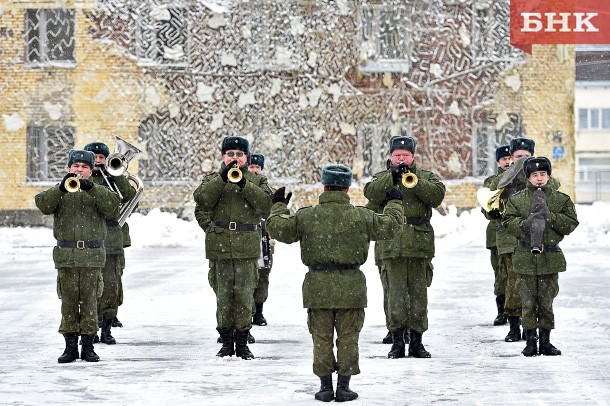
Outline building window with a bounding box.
[579,108,610,130]
[26,125,75,182]
[137,5,188,66]
[474,113,523,177]
[472,2,521,61]
[25,9,75,65]
[358,5,410,73]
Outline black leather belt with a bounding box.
[308,264,360,271]
[57,240,105,249]
[404,217,430,225]
[211,221,258,231]
[106,220,120,227]
[518,241,560,252]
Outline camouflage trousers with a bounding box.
[382,257,433,334]
[307,308,365,377]
[98,254,124,320]
[490,247,507,297]
[517,273,559,330]
[379,266,389,328]
[208,259,258,331]
[499,253,521,317]
[253,268,270,305]
[57,267,103,335]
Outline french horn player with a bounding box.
[84,137,144,345]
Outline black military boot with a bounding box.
[381,330,392,344]
[80,335,100,362]
[58,333,79,363]
[100,317,116,345]
[538,328,561,356]
[493,295,507,325]
[216,328,235,357]
[253,303,267,326]
[248,331,256,344]
[335,375,358,402]
[111,316,123,328]
[505,316,521,342]
[388,329,405,359]
[235,329,255,360]
[408,330,431,358]
[521,329,538,357]
[314,374,334,402]
[403,328,411,345]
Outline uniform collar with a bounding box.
[319,191,351,204]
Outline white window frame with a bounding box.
[579,108,610,130]
[24,8,76,67]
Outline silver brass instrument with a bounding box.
[106,136,145,227]
[402,172,418,188]
[64,174,82,193]
[227,166,243,183]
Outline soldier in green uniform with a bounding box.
[248,153,274,328]
[502,157,578,356]
[193,136,272,360]
[482,145,512,326]
[267,164,404,402]
[35,150,120,363]
[84,142,136,344]
[489,137,535,342]
[364,135,445,359]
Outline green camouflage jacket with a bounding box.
[35,182,120,268]
[364,162,445,259]
[502,182,579,275]
[193,163,273,260]
[267,191,404,309]
[481,167,506,249]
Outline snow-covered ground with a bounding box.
[0,202,609,405]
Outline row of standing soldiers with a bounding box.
[192,134,446,402]
[482,138,579,357]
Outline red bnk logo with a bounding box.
[510,0,610,53]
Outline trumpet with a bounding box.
[476,187,505,213]
[64,174,82,193]
[402,172,418,188]
[227,166,243,183]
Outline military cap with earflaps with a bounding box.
[495,144,511,162]
[67,150,95,169]
[250,153,265,170]
[84,142,110,158]
[389,135,416,154]
[509,137,535,155]
[523,156,552,178]
[221,136,249,154]
[321,164,352,188]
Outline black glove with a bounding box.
[220,160,239,183]
[59,173,77,193]
[391,163,408,185]
[272,187,292,205]
[79,179,94,192]
[236,176,246,190]
[488,208,502,220]
[385,186,403,202]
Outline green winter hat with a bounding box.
[67,149,95,169]
[321,164,352,188]
[84,141,110,157]
[221,136,249,154]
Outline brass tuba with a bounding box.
[64,174,82,193]
[402,172,418,188]
[106,136,145,227]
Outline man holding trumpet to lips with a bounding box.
[364,134,445,359]
[35,150,120,363]
[193,136,272,360]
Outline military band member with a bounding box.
[482,145,512,326]
[84,142,136,344]
[248,153,273,327]
[489,137,535,342]
[267,164,404,402]
[193,136,272,360]
[502,157,578,356]
[35,150,120,363]
[364,135,445,359]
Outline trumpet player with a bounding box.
[482,145,512,326]
[84,142,137,345]
[502,157,578,356]
[193,136,273,360]
[364,134,445,359]
[34,150,120,363]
